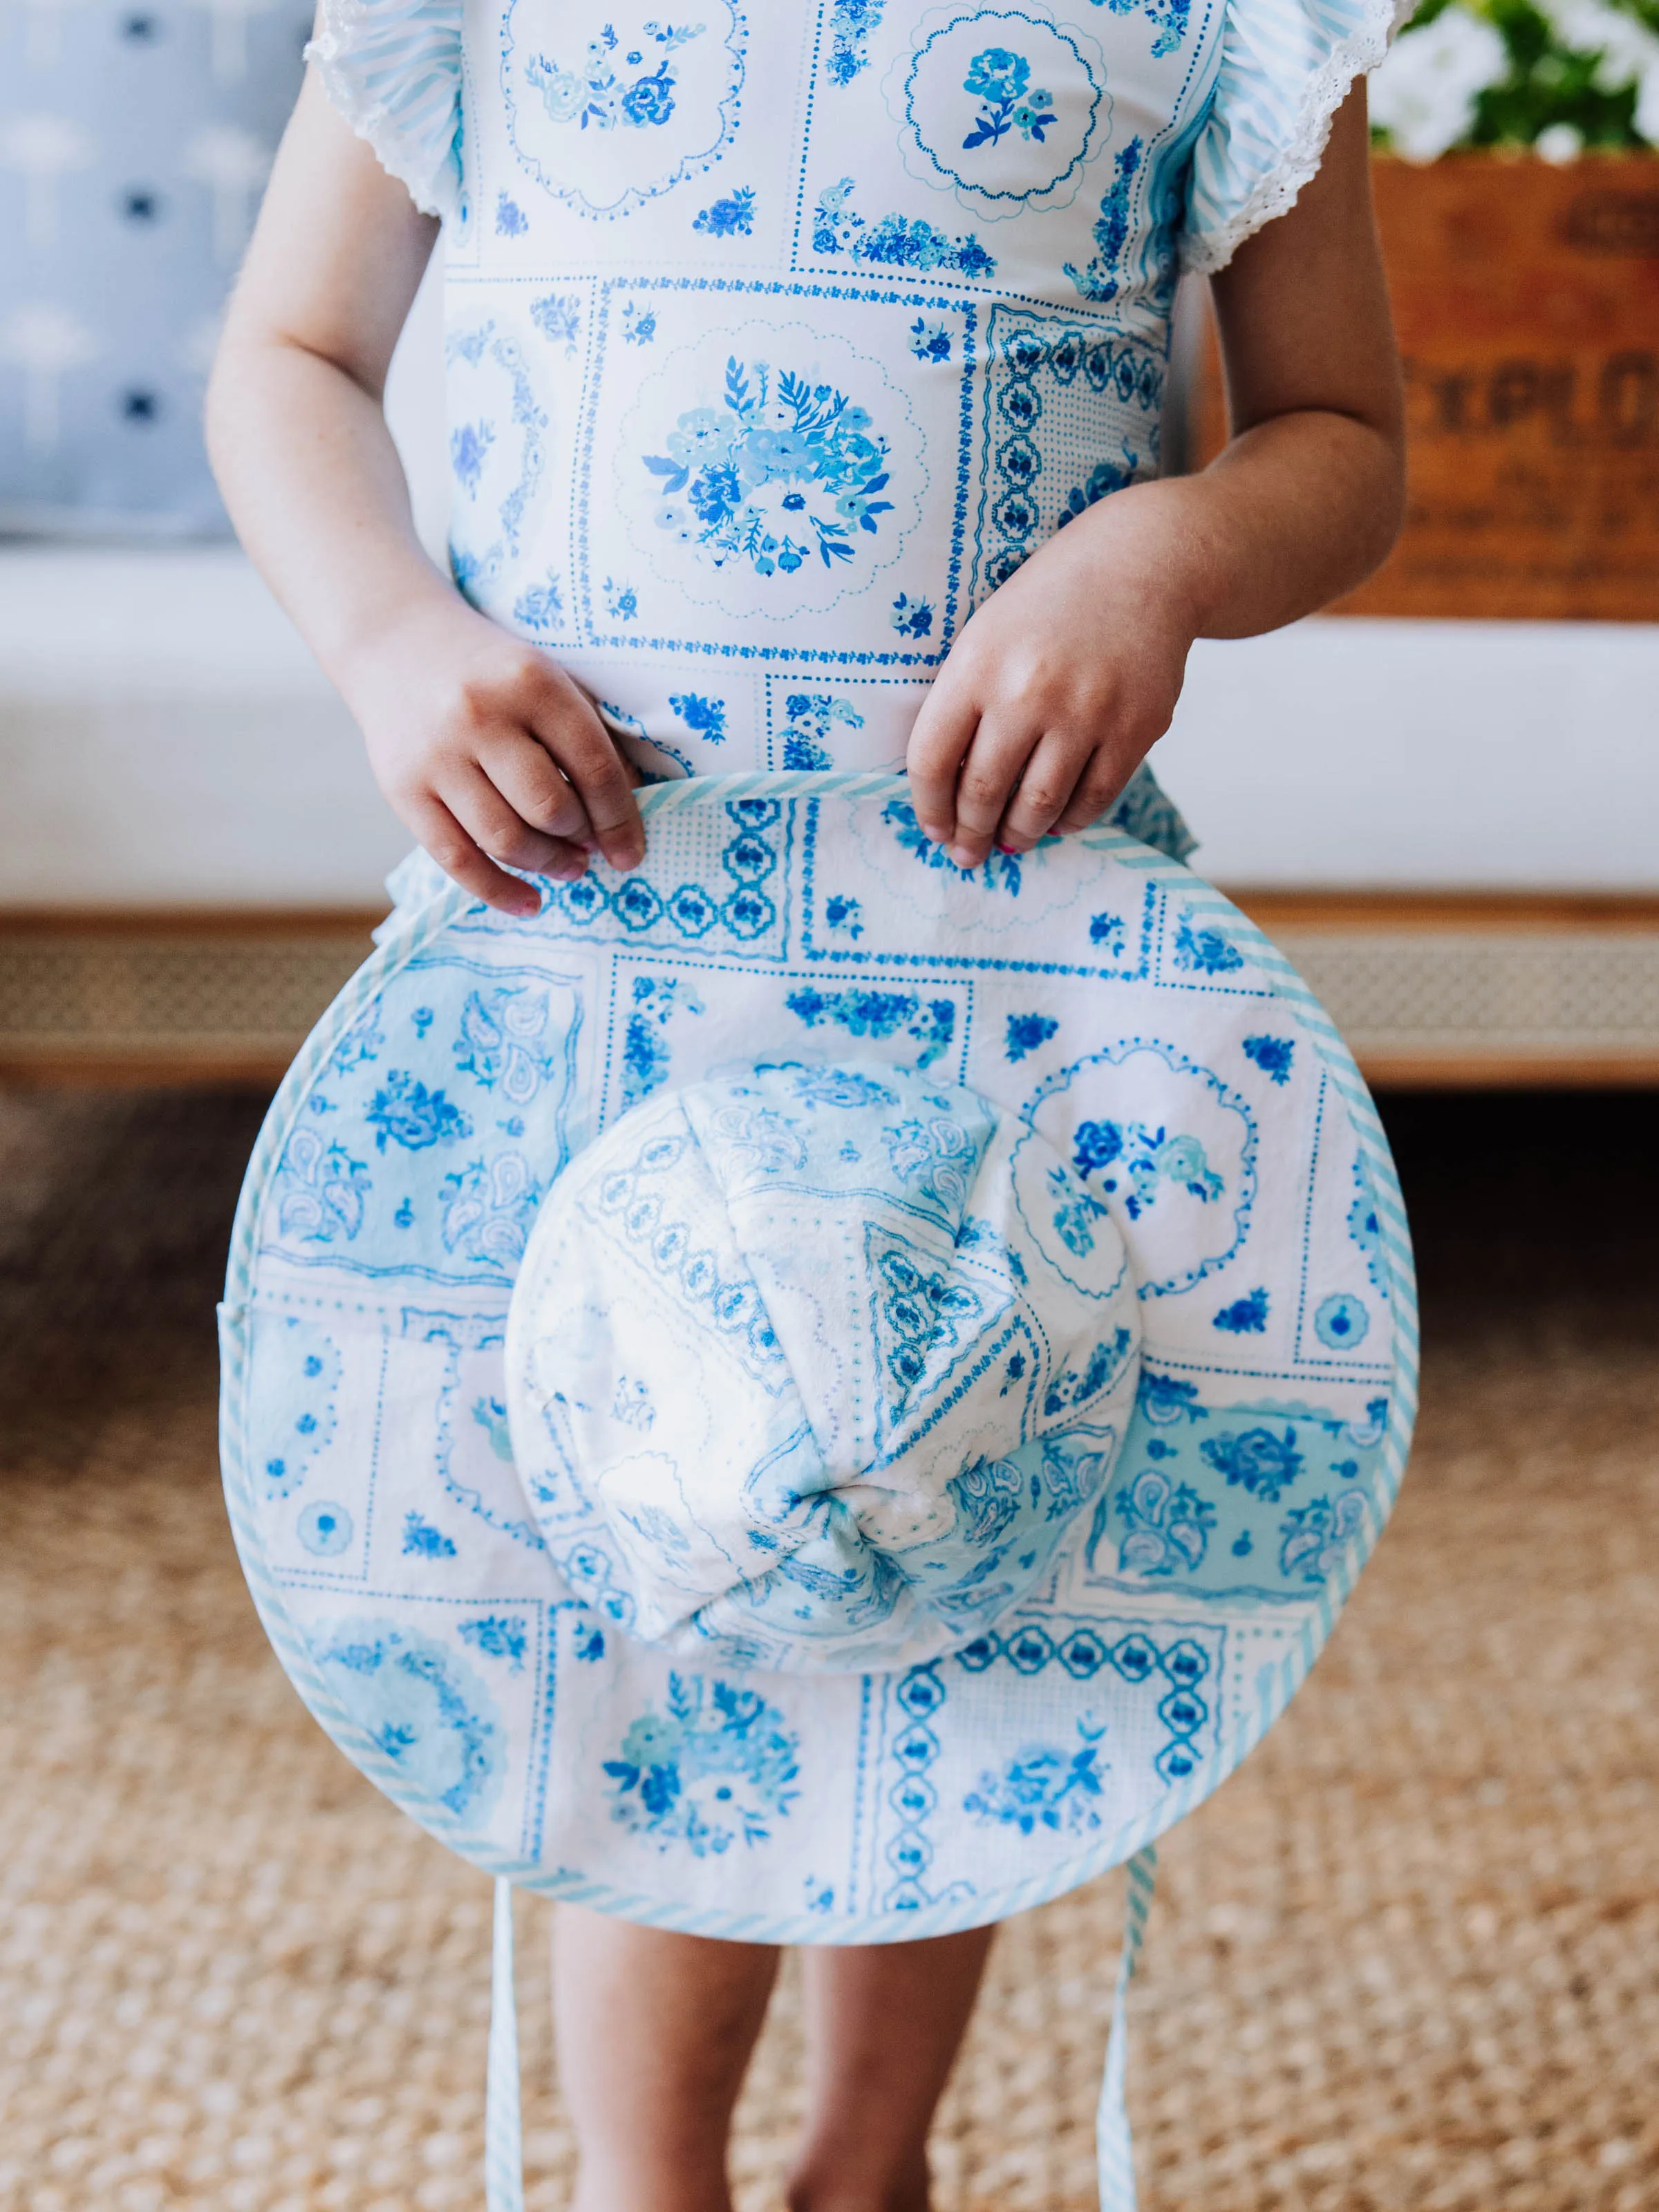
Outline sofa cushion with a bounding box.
[0,2,310,538]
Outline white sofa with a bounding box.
[5,541,1658,905]
[3,265,1656,1080]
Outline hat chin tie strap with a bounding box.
[1098,1844,1159,2211]
[486,1880,524,2212]
[479,1848,1158,2212]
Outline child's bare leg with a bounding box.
[787,1926,997,2212]
[554,1902,780,2212]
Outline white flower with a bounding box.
[1371,5,1510,162]
[1535,120,1585,160]
[1537,0,1659,92]
[1638,62,1659,144]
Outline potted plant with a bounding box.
[1192,0,1659,618]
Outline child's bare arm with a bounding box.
[907,85,1405,871]
[206,75,644,916]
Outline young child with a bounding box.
[208,5,1405,2204]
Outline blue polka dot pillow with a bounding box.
[0,2,311,538]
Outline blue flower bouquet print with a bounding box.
[962,48,1056,148]
[965,1720,1107,1835]
[526,20,704,132]
[603,1674,801,1856]
[620,321,924,618]
[887,3,1109,219]
[645,355,893,577]
[503,0,746,219]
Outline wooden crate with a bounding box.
[1190,151,1659,621]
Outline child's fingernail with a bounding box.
[950,846,977,869]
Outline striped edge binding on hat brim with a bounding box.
[218,769,1418,1947]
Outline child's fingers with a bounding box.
[994,730,1091,854]
[478,729,594,853]
[947,716,1041,870]
[905,681,981,849]
[1053,747,1131,834]
[443,762,592,879]
[406,793,545,917]
[430,769,594,915]
[521,678,646,873]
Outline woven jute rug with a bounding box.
[1,1085,1656,2212]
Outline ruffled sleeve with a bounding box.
[1181,0,1408,275]
[307,0,465,222]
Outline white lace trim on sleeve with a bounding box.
[307,0,464,222]
[1181,0,1412,276]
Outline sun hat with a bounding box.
[220,767,1416,2211]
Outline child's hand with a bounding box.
[341,593,646,917]
[906,486,1194,872]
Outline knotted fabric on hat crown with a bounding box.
[505,1060,1144,1674]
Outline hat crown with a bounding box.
[506,1060,1144,1672]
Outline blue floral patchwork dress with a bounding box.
[245,29,1412,2192]
[312,0,1397,794]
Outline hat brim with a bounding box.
[221,770,1416,1943]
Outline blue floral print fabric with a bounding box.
[223,771,1416,1937]
[310,0,1398,771]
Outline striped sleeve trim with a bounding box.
[308,0,464,221]
[1181,0,1411,275]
